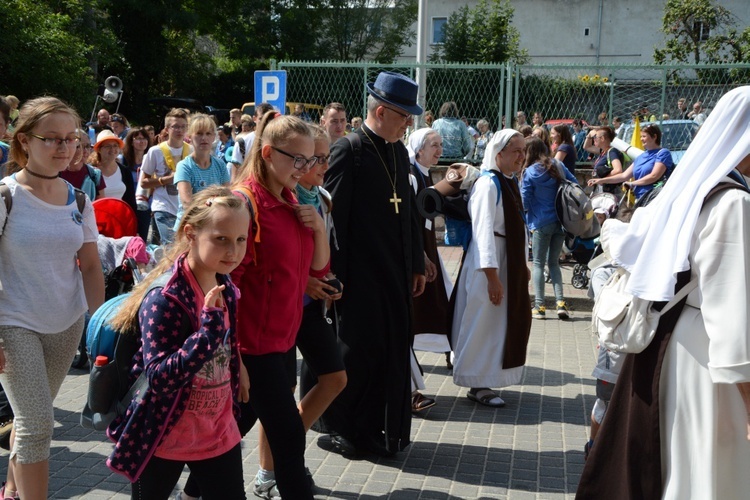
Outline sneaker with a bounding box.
[556,301,570,319]
[175,493,201,500]
[531,305,546,319]
[253,472,281,500]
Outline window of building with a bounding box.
[432,17,447,45]
[693,21,710,41]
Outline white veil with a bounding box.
[608,86,750,301]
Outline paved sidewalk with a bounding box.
[1,246,598,499]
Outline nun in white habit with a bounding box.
[451,129,531,407]
[577,85,750,499]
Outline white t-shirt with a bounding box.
[140,143,192,215]
[0,176,98,333]
[102,167,126,201]
[230,132,256,166]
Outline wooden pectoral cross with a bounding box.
[390,191,402,214]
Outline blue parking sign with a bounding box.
[254,71,287,114]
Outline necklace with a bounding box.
[361,126,402,214]
[24,167,59,180]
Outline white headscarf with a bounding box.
[609,85,750,301]
[406,127,437,164]
[481,129,522,171]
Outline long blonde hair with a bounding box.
[233,112,313,193]
[110,186,249,334]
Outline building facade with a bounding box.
[399,0,750,64]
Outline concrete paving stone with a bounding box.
[388,489,422,499]
[512,467,538,482]
[393,477,425,490]
[449,483,480,497]
[420,490,453,498]
[512,458,539,471]
[478,485,510,497]
[361,480,395,494]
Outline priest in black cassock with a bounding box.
[320,71,426,457]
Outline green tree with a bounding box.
[653,0,747,64]
[316,0,417,62]
[0,0,120,117]
[430,0,528,64]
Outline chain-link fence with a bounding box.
[274,60,750,130]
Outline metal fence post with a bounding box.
[659,67,668,126]
[504,63,513,130]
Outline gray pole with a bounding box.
[415,0,428,127]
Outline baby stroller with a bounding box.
[566,193,619,289]
[72,199,146,368]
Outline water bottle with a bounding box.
[87,355,116,414]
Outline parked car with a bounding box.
[617,119,699,165]
[148,97,228,129]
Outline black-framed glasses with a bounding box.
[313,154,331,165]
[271,146,318,170]
[382,106,412,122]
[29,134,79,148]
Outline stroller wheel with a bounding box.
[572,274,587,289]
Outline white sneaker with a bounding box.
[253,472,281,500]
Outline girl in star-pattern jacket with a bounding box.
[105,186,252,500]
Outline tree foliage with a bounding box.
[0,0,121,117]
[317,0,418,62]
[2,0,418,123]
[654,0,749,64]
[430,0,528,64]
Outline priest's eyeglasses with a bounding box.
[382,106,413,123]
[271,146,318,170]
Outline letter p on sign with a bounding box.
[254,70,287,114]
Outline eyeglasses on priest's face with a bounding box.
[382,106,413,123]
[271,146,318,170]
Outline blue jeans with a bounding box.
[153,211,176,245]
[531,221,565,307]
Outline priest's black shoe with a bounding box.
[318,434,359,458]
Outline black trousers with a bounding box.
[184,350,312,500]
[131,443,245,500]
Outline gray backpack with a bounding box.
[553,162,596,238]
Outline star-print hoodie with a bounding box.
[106,254,241,482]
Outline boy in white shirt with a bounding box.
[139,109,191,244]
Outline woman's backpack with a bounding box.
[80,272,171,431]
[553,161,596,238]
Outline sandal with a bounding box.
[1,483,19,500]
[467,388,505,407]
[411,392,436,412]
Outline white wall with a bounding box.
[400,0,750,64]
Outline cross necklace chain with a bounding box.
[362,127,402,214]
